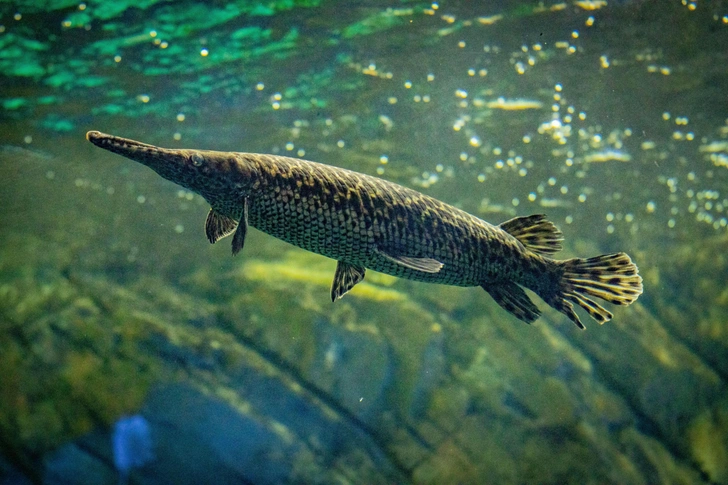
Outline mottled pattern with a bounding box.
[241,152,551,288]
[87,131,643,327]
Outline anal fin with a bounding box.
[331,261,366,301]
[482,281,541,324]
[499,214,563,255]
[375,247,444,273]
[205,209,237,244]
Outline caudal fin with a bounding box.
[547,253,643,329]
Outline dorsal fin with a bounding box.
[499,214,563,255]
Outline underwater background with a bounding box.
[1,1,727,483]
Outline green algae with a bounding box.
[687,405,728,483]
[2,98,27,110]
[40,115,74,131]
[61,11,91,28]
[0,0,396,125]
[340,8,417,39]
[159,4,239,29]
[91,103,125,115]
[0,33,48,78]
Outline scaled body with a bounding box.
[87,131,643,328]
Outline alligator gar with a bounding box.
[86,131,643,328]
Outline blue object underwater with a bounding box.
[112,415,154,480]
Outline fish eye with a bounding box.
[191,153,205,167]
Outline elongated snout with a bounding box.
[87,130,203,190]
[86,131,257,201]
[86,131,180,165]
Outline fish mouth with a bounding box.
[86,131,161,154]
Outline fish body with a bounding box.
[240,152,543,288]
[87,131,643,328]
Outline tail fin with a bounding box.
[547,253,643,329]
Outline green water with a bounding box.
[1,1,727,483]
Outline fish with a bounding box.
[86,131,643,328]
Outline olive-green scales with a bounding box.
[87,131,642,328]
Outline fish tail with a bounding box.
[545,253,643,329]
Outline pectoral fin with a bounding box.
[375,247,444,273]
[482,281,541,324]
[331,261,366,301]
[231,197,249,256]
[205,209,237,244]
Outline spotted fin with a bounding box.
[482,282,541,324]
[231,197,249,256]
[499,214,563,255]
[331,261,366,301]
[205,209,237,244]
[546,252,643,329]
[375,247,444,273]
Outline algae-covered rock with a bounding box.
[644,234,728,377]
[686,404,728,484]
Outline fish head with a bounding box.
[87,131,257,204]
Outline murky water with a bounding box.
[1,1,727,484]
